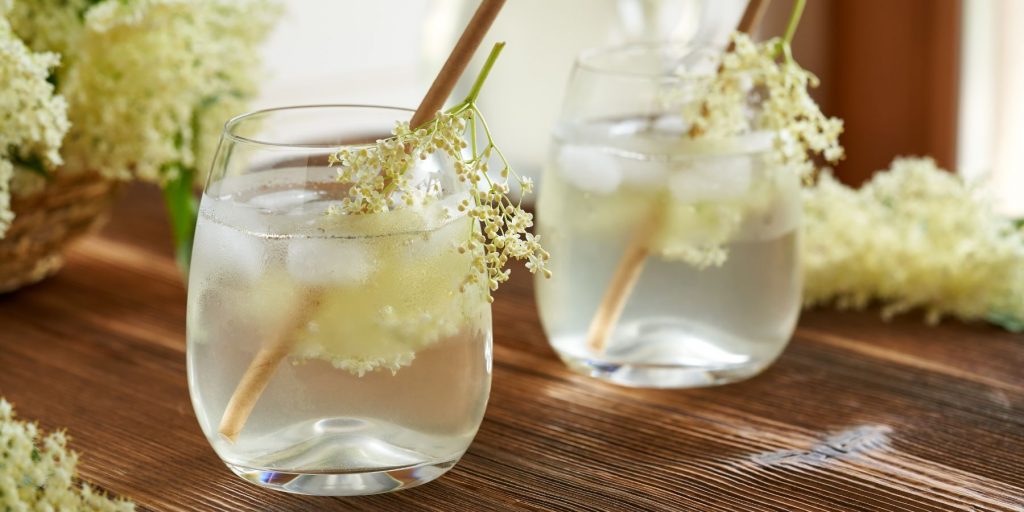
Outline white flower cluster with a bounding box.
[60,0,278,183]
[691,33,844,177]
[655,202,743,268]
[0,398,135,511]
[803,157,1024,330]
[7,0,94,80]
[0,1,70,236]
[651,33,844,268]
[0,0,276,237]
[331,107,550,298]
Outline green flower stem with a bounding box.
[471,105,511,171]
[771,0,806,63]
[470,109,479,155]
[162,166,199,278]
[11,153,52,180]
[462,42,506,106]
[783,0,807,44]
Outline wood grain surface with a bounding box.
[1,185,1022,511]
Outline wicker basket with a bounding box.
[0,171,119,293]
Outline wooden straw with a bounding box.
[585,205,663,351]
[218,294,321,441]
[217,0,508,442]
[735,0,772,42]
[585,0,772,354]
[410,0,507,129]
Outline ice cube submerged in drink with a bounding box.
[534,118,802,388]
[187,163,492,495]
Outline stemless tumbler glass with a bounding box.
[187,105,492,495]
[535,44,802,388]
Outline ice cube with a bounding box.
[249,189,321,213]
[557,145,622,194]
[619,157,669,188]
[669,154,753,204]
[652,115,687,135]
[287,238,374,286]
[192,201,268,279]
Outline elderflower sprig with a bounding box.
[0,4,70,236]
[2,0,279,269]
[330,43,550,297]
[6,0,95,83]
[690,0,843,178]
[63,0,278,184]
[803,157,1024,331]
[0,398,135,511]
[655,0,841,268]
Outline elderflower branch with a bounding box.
[470,106,513,174]
[467,103,531,204]
[802,157,1024,331]
[0,398,135,511]
[0,11,70,237]
[330,42,550,296]
[672,6,840,268]
[692,32,844,178]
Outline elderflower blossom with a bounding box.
[0,399,135,511]
[330,107,550,297]
[7,0,95,81]
[0,3,70,236]
[61,0,278,184]
[691,33,844,177]
[651,32,844,267]
[802,157,1024,330]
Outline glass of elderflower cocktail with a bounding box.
[187,105,491,495]
[185,0,544,491]
[186,50,548,493]
[534,35,841,389]
[535,44,800,388]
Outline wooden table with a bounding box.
[2,186,1022,511]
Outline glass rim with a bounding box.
[575,42,721,79]
[222,104,414,149]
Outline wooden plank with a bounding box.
[0,187,1021,511]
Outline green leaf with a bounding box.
[159,92,238,281]
[161,164,199,280]
[988,311,1024,333]
[9,150,52,180]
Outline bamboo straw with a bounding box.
[217,0,508,442]
[410,0,506,129]
[585,0,772,354]
[735,0,772,43]
[217,294,320,442]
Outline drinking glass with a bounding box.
[534,44,802,388]
[187,105,492,495]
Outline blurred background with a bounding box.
[255,0,1022,216]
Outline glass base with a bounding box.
[225,458,459,496]
[555,351,775,389]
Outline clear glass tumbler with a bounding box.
[535,44,802,388]
[187,105,492,495]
